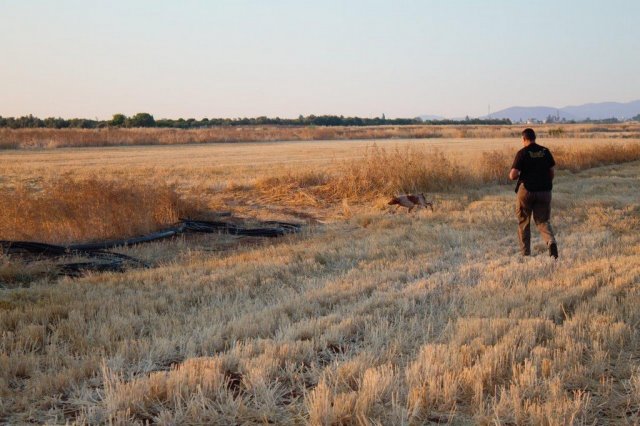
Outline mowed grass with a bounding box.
[1,137,640,423]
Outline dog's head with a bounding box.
[418,193,434,210]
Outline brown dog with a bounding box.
[388,193,433,212]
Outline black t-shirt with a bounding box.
[512,143,555,192]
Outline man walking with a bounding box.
[509,128,559,258]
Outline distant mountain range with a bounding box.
[488,100,640,122]
[420,100,640,122]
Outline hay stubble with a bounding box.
[1,137,640,424]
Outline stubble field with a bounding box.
[1,134,640,424]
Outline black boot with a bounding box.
[549,243,558,259]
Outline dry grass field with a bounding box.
[1,134,640,424]
[1,122,640,150]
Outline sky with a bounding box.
[1,0,639,119]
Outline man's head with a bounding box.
[522,128,536,145]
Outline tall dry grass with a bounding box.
[255,141,640,203]
[3,141,640,246]
[1,123,639,149]
[0,179,189,244]
[554,142,640,172]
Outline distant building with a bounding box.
[544,110,562,124]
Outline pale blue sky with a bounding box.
[1,0,638,119]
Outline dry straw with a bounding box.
[1,122,639,149]
[0,179,187,244]
[1,137,640,423]
[2,142,640,244]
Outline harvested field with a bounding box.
[1,136,639,224]
[1,122,640,150]
[0,136,634,195]
[1,135,640,423]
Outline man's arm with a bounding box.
[509,168,520,181]
[510,150,523,181]
[549,166,555,181]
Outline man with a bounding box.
[509,128,559,258]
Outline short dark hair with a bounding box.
[522,128,536,141]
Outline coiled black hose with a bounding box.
[0,218,302,276]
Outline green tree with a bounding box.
[126,113,155,128]
[110,113,126,127]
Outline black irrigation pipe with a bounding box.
[69,226,187,251]
[181,219,302,238]
[0,241,151,277]
[0,218,302,277]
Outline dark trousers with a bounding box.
[516,186,556,255]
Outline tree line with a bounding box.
[0,113,513,129]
